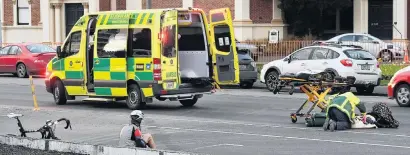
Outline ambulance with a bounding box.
[44,7,240,110]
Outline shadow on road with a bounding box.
[0,74,44,79]
[51,100,210,111]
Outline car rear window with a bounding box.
[343,49,375,60]
[26,44,56,53]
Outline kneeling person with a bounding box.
[323,92,367,131]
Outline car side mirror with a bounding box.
[56,46,62,58]
[284,57,291,63]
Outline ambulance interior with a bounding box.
[177,12,212,87]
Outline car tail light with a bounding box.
[340,59,353,67]
[153,58,162,81]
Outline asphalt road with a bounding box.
[0,76,408,155]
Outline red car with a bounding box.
[0,43,56,78]
[387,66,410,106]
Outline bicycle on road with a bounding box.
[6,113,72,140]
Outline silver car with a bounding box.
[325,33,405,62]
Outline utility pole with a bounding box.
[146,0,151,9]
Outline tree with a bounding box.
[277,0,353,37]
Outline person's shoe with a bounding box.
[329,120,336,132]
[323,118,331,131]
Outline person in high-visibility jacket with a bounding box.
[323,92,367,131]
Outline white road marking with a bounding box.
[148,116,410,138]
[146,125,410,149]
[190,143,244,150]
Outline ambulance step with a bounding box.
[82,97,116,102]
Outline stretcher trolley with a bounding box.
[271,71,356,124]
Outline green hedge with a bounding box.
[380,63,409,80]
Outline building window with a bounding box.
[17,0,30,25]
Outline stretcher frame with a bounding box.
[271,74,354,123]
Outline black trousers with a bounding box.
[328,107,351,130]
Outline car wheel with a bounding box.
[179,97,198,107]
[380,50,392,62]
[126,84,146,110]
[395,84,410,107]
[240,81,254,89]
[265,71,279,91]
[356,86,374,95]
[16,63,28,78]
[53,79,67,105]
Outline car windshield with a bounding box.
[26,44,56,53]
[343,49,374,60]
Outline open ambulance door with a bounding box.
[159,10,180,90]
[92,14,130,96]
[209,8,239,85]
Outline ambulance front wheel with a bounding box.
[179,97,198,107]
[126,84,146,110]
[53,79,67,105]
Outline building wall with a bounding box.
[250,0,272,23]
[117,0,126,10]
[142,0,183,9]
[99,0,111,11]
[3,0,14,26]
[193,0,235,19]
[31,0,41,26]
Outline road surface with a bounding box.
[0,76,408,155]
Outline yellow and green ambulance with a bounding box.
[44,7,240,110]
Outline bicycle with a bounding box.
[6,113,72,140]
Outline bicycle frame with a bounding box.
[9,114,72,140]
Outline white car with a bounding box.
[325,33,405,62]
[259,43,382,94]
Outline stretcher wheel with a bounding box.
[289,85,294,95]
[290,113,297,123]
[273,87,279,94]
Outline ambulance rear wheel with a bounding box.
[179,98,198,107]
[53,79,67,105]
[126,84,146,110]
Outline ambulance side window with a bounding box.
[161,25,177,58]
[62,31,82,58]
[96,29,127,58]
[129,28,151,57]
[214,24,231,53]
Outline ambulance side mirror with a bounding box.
[56,46,62,58]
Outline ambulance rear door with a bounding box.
[159,10,180,90]
[208,8,239,85]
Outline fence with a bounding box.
[2,40,410,65]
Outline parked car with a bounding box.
[387,66,410,107]
[259,43,382,94]
[323,33,405,62]
[0,43,56,78]
[236,40,258,88]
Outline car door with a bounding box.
[0,46,11,72]
[93,13,131,96]
[307,47,330,72]
[282,48,313,74]
[159,10,180,90]
[208,8,240,84]
[3,46,20,73]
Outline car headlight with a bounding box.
[251,62,256,68]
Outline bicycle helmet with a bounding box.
[130,110,144,126]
